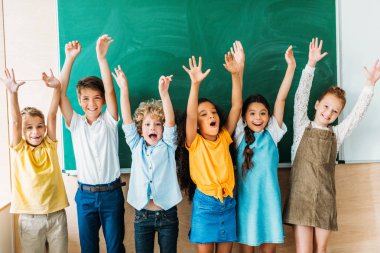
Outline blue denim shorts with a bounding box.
[189,189,237,243]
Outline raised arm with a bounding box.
[111,65,132,125]
[273,45,296,127]
[0,69,25,146]
[96,34,118,121]
[42,69,61,141]
[223,41,245,134]
[158,75,175,127]
[59,41,81,127]
[183,56,211,147]
[294,38,328,131]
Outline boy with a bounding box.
[2,68,69,253]
[59,35,125,253]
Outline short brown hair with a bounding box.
[134,99,164,134]
[21,107,45,123]
[76,76,105,98]
[318,86,346,108]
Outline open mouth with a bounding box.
[210,121,217,127]
[149,133,158,141]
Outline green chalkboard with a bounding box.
[58,0,336,170]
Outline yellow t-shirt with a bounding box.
[187,128,235,202]
[10,136,69,214]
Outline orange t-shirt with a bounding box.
[187,128,234,202]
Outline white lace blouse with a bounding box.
[291,65,374,164]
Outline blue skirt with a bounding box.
[189,189,237,243]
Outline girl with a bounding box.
[283,38,380,253]
[178,41,244,253]
[235,46,296,253]
[112,65,182,253]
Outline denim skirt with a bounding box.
[189,189,237,243]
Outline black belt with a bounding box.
[80,181,126,192]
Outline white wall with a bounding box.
[338,0,380,162]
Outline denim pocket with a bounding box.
[134,211,146,224]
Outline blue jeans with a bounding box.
[75,179,125,253]
[134,206,179,253]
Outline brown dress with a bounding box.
[283,124,338,231]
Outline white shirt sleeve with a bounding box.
[103,109,119,127]
[163,124,178,149]
[234,117,245,149]
[333,84,375,150]
[266,116,287,145]
[122,123,141,151]
[66,111,80,132]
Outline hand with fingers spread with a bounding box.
[96,34,113,59]
[159,75,173,96]
[0,68,25,93]
[285,45,296,67]
[42,69,61,89]
[231,41,245,73]
[364,59,380,86]
[182,56,211,84]
[112,65,129,90]
[65,40,81,60]
[223,52,240,74]
[307,37,328,68]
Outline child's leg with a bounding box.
[259,243,276,253]
[313,228,331,253]
[99,188,125,253]
[75,189,101,253]
[215,242,233,253]
[293,225,313,253]
[157,207,179,253]
[239,243,254,253]
[19,214,47,253]
[134,209,156,253]
[196,243,215,253]
[46,209,68,253]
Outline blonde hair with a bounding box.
[134,99,164,134]
[21,107,45,123]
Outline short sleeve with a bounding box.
[11,138,26,152]
[66,111,80,132]
[44,135,58,150]
[266,116,287,145]
[220,128,233,145]
[103,109,119,127]
[163,124,177,149]
[122,123,141,151]
[186,134,200,152]
[234,117,245,148]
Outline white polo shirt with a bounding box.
[67,110,120,185]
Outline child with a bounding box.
[112,65,182,253]
[59,35,125,253]
[283,38,380,253]
[1,68,69,253]
[177,41,244,253]
[235,46,296,253]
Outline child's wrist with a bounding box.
[307,60,317,68]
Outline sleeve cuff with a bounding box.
[304,64,315,74]
[122,122,137,133]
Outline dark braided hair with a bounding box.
[176,98,229,201]
[241,94,270,177]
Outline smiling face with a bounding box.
[314,93,344,127]
[141,113,163,146]
[22,115,46,146]
[78,88,104,123]
[197,101,220,141]
[244,102,270,132]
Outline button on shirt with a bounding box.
[122,123,182,211]
[67,110,120,185]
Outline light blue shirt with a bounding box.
[122,123,182,210]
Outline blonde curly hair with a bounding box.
[21,107,45,123]
[134,99,164,134]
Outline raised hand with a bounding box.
[65,41,81,60]
[231,41,245,73]
[364,59,380,86]
[285,45,296,67]
[307,37,328,68]
[42,69,60,88]
[182,56,211,84]
[111,65,128,89]
[96,34,113,59]
[223,52,240,74]
[158,75,173,95]
[0,68,25,93]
